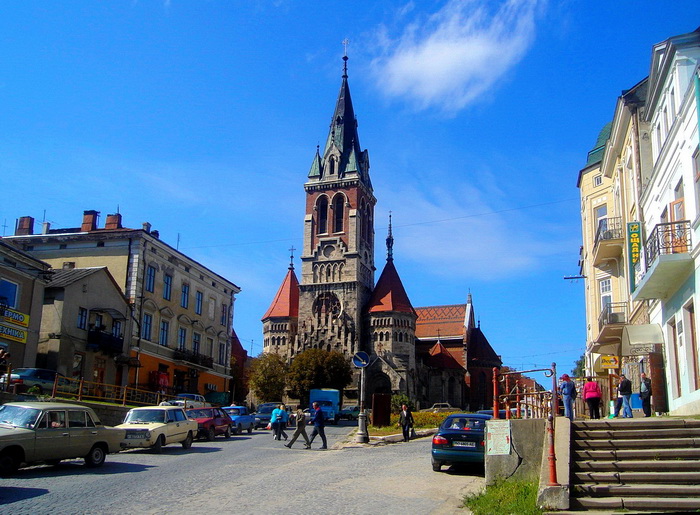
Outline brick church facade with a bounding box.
[262,57,501,410]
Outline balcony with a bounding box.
[592,217,624,268]
[632,220,694,301]
[595,302,628,344]
[173,348,214,369]
[87,330,125,354]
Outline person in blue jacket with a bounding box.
[558,374,577,421]
[271,404,288,441]
[307,401,327,450]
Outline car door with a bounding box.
[164,409,187,443]
[34,409,70,461]
[67,409,96,457]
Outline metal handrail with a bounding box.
[595,216,624,245]
[644,220,691,265]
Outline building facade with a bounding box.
[6,211,241,396]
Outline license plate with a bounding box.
[126,433,146,439]
[453,441,476,448]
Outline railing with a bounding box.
[87,330,125,354]
[493,363,559,487]
[644,220,691,265]
[598,302,628,332]
[51,375,180,406]
[595,216,624,245]
[173,348,214,369]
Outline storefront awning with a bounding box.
[589,323,664,357]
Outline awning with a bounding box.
[91,307,127,320]
[621,324,664,355]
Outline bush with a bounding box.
[390,394,415,413]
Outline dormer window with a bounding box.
[329,157,336,175]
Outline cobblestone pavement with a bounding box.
[0,422,484,514]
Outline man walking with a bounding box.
[640,372,652,417]
[398,404,414,442]
[285,405,311,449]
[618,374,633,418]
[308,401,327,450]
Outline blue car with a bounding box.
[431,413,492,472]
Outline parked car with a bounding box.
[162,393,210,408]
[221,406,255,434]
[420,403,456,413]
[254,402,280,429]
[117,405,197,453]
[431,413,492,472]
[0,368,71,395]
[338,405,361,421]
[0,401,125,476]
[186,407,233,440]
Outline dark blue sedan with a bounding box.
[431,413,492,471]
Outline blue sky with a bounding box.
[1,1,698,380]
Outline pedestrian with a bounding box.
[618,373,633,418]
[582,376,602,419]
[558,374,577,421]
[271,403,288,441]
[307,401,327,450]
[285,405,311,449]
[640,372,652,417]
[398,404,414,442]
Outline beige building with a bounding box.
[6,210,241,396]
[0,239,51,368]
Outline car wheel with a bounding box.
[236,424,243,435]
[85,445,106,468]
[224,425,231,439]
[431,459,442,472]
[207,426,216,441]
[0,453,19,477]
[152,434,164,453]
[181,432,193,449]
[247,425,253,434]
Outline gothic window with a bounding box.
[312,293,341,322]
[329,157,336,175]
[333,194,344,232]
[398,332,403,342]
[359,199,366,241]
[317,196,329,234]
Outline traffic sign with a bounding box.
[352,351,369,368]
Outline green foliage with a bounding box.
[287,348,353,403]
[572,354,585,377]
[390,393,415,413]
[27,385,42,395]
[463,479,542,515]
[248,353,287,402]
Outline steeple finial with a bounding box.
[288,246,296,270]
[386,211,394,261]
[342,38,349,79]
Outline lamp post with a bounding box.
[353,351,369,443]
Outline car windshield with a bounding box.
[258,406,274,414]
[177,394,197,400]
[224,408,240,415]
[187,409,212,418]
[442,417,487,430]
[125,409,166,423]
[0,405,42,428]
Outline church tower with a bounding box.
[295,54,376,359]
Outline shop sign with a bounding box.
[601,355,620,368]
[628,222,641,292]
[0,323,28,343]
[1,307,29,328]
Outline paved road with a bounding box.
[0,422,484,514]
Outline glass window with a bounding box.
[599,278,612,310]
[145,265,156,293]
[193,332,201,354]
[163,274,172,300]
[77,307,88,330]
[112,320,123,338]
[142,313,153,341]
[219,343,227,365]
[317,196,328,234]
[178,327,187,350]
[68,410,88,428]
[159,320,169,346]
[181,283,189,309]
[593,174,603,187]
[195,291,203,315]
[333,195,344,232]
[220,304,228,326]
[0,279,18,308]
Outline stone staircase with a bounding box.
[569,418,700,512]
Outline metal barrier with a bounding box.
[52,375,179,407]
[493,363,559,487]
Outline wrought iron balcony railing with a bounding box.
[87,330,125,354]
[173,348,214,369]
[594,216,624,245]
[597,302,628,333]
[644,220,691,266]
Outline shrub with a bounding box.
[464,479,541,515]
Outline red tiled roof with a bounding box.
[366,260,415,315]
[425,341,464,369]
[261,268,299,320]
[415,304,466,339]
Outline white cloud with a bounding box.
[370,0,543,112]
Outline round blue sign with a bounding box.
[352,351,369,368]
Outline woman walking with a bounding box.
[582,376,602,419]
[285,405,311,449]
[271,403,288,441]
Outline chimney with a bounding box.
[81,210,100,232]
[42,222,51,234]
[142,222,151,234]
[15,216,34,236]
[151,230,160,239]
[105,213,123,230]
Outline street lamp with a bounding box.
[353,351,370,443]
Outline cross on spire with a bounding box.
[342,38,349,78]
[386,211,394,261]
[288,246,296,270]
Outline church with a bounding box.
[261,56,501,410]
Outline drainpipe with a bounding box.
[695,72,700,147]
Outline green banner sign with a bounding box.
[628,222,642,292]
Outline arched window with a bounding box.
[317,196,328,234]
[329,157,336,175]
[359,199,366,241]
[333,195,344,232]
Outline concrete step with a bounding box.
[572,418,700,431]
[573,459,700,472]
[572,437,700,450]
[570,496,700,512]
[573,470,700,484]
[573,427,700,440]
[572,483,700,497]
[573,447,700,461]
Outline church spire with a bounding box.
[386,212,394,262]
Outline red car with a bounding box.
[185,407,233,440]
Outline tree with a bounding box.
[287,348,353,404]
[248,353,287,402]
[391,393,415,413]
[572,354,585,378]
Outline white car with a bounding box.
[163,394,210,409]
[117,406,197,453]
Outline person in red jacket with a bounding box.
[582,376,602,419]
